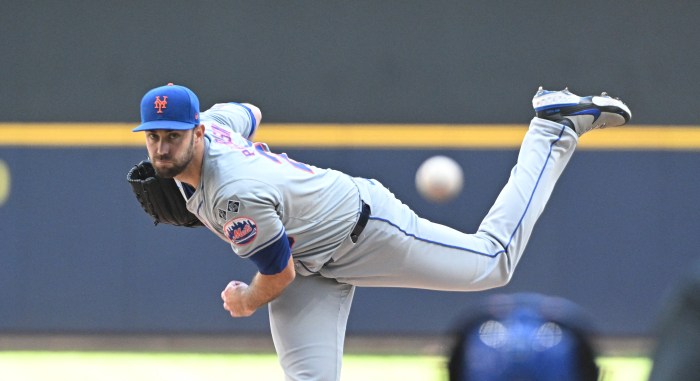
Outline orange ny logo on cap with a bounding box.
[154,96,168,113]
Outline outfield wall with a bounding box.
[1,126,698,336]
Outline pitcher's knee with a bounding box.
[475,272,512,290]
[490,272,514,288]
[471,258,516,290]
[280,354,340,381]
[282,366,339,381]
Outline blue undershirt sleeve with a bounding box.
[248,231,292,275]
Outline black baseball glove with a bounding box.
[127,160,203,227]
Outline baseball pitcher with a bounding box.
[127,83,631,380]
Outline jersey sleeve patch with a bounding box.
[248,230,292,275]
[223,216,258,245]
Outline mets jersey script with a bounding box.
[184,103,362,275]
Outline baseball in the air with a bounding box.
[415,155,464,203]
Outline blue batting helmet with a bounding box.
[448,293,599,381]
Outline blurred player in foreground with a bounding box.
[447,293,599,381]
[648,258,700,380]
[130,83,630,380]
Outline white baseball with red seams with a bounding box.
[415,155,464,203]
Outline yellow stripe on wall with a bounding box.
[1,123,700,150]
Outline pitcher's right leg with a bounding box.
[322,117,577,291]
[268,274,355,381]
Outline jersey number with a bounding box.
[210,124,313,173]
[253,143,313,173]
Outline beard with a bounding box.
[152,132,195,179]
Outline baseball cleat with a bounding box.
[532,87,632,136]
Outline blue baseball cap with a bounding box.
[133,83,200,132]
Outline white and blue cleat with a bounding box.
[532,87,632,136]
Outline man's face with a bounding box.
[145,129,195,178]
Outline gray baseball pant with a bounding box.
[269,118,578,380]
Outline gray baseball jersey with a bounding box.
[183,103,579,380]
[186,103,363,275]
